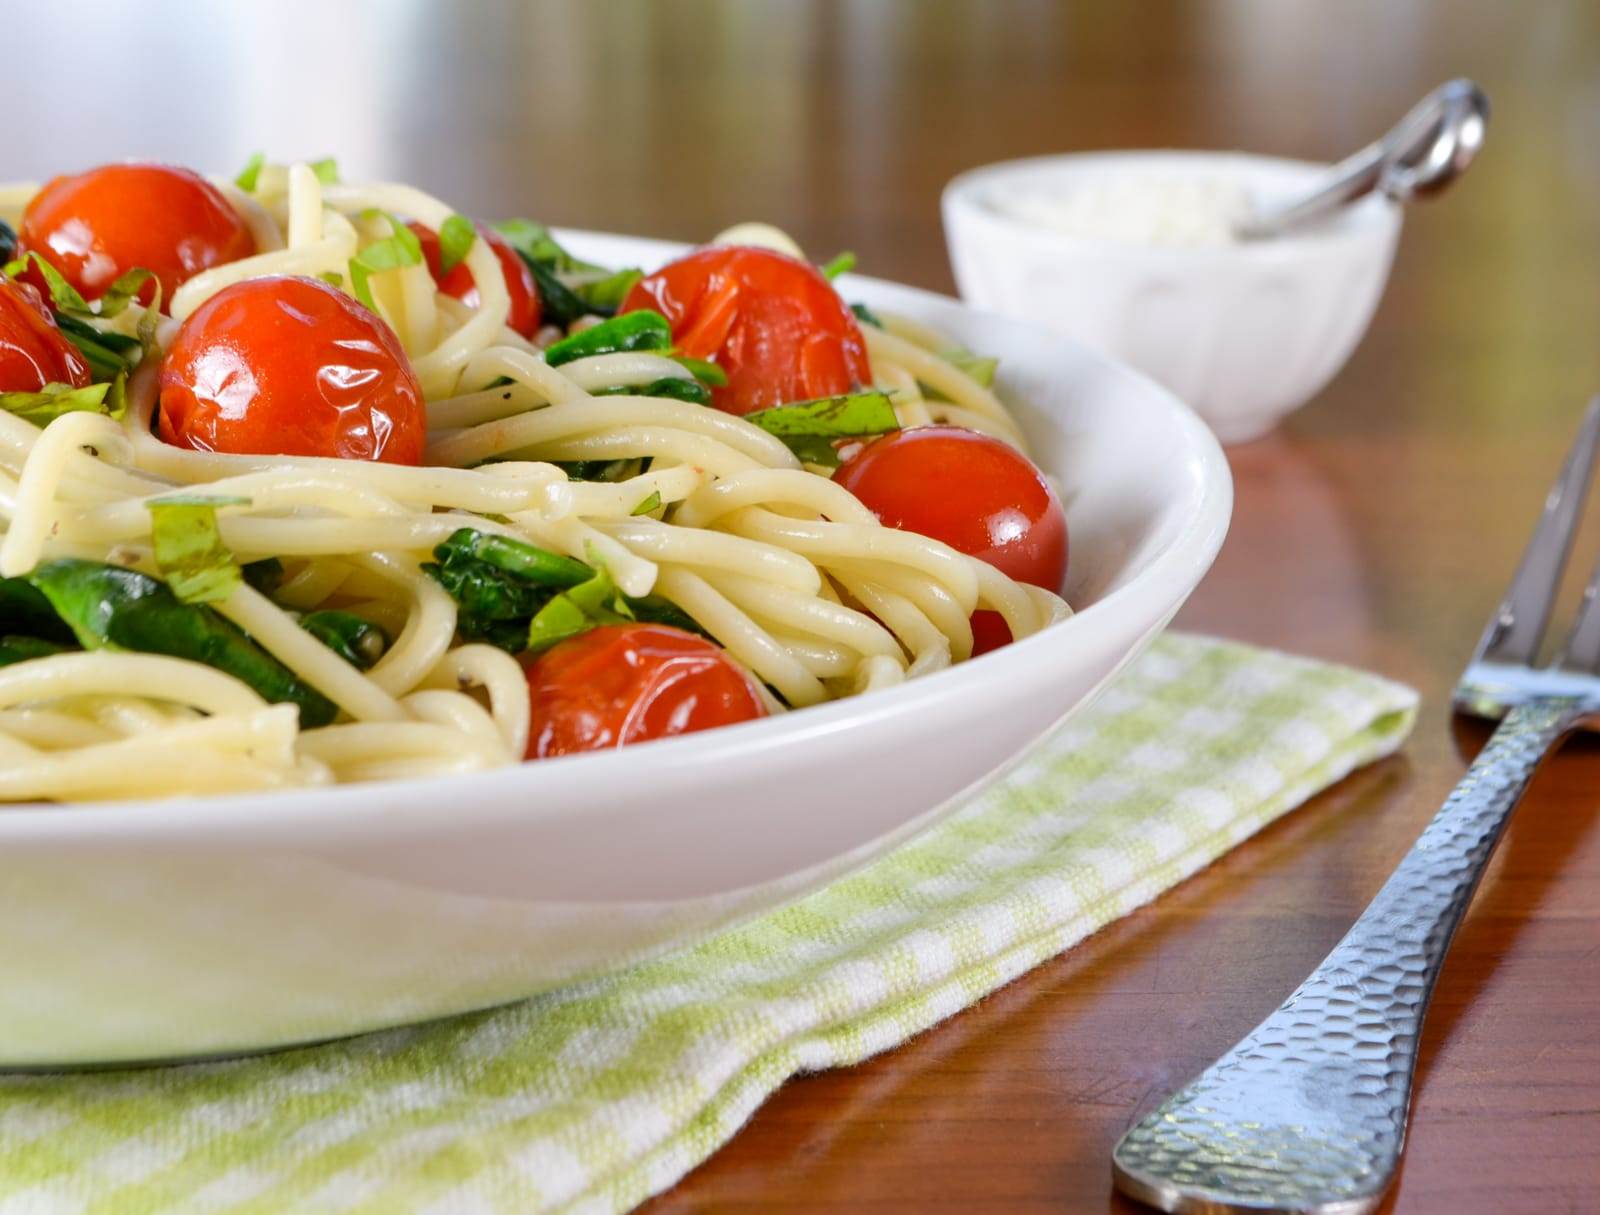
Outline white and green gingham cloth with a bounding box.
[0,633,1417,1214]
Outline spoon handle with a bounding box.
[1237,78,1488,240]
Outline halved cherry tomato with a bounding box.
[834,425,1067,655]
[408,222,542,338]
[19,164,255,309]
[157,275,426,464]
[619,245,870,415]
[0,278,91,393]
[522,623,766,757]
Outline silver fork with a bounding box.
[1111,399,1600,1215]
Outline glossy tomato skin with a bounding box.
[834,425,1067,654]
[0,278,92,392]
[620,245,870,415]
[408,222,542,338]
[157,275,426,464]
[522,623,767,758]
[19,164,255,309]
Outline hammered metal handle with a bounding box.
[1113,697,1578,1215]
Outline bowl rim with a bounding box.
[943,148,1403,262]
[0,232,1233,839]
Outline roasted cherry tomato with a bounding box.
[19,164,255,309]
[157,275,426,464]
[619,245,870,415]
[0,277,91,393]
[522,623,767,758]
[834,425,1067,655]
[408,222,542,338]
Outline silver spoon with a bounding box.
[1235,78,1489,240]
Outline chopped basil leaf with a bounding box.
[492,219,605,274]
[348,211,423,312]
[575,267,642,313]
[4,252,90,313]
[54,313,140,385]
[631,490,663,517]
[234,152,265,192]
[820,251,856,280]
[300,610,388,670]
[543,310,672,367]
[941,347,998,388]
[521,257,588,327]
[672,355,727,387]
[525,562,634,654]
[438,214,477,274]
[745,390,900,467]
[95,269,157,319]
[310,158,339,185]
[0,380,123,427]
[850,302,883,329]
[318,270,345,288]
[146,496,249,605]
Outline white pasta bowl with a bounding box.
[943,151,1403,443]
[0,231,1230,1065]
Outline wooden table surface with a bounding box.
[15,2,1599,1210]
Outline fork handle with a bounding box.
[1112,697,1580,1215]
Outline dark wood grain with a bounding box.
[10,2,1598,1210]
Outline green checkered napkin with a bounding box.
[0,633,1416,1215]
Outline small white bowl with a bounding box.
[943,151,1402,443]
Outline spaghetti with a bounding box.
[0,161,1070,801]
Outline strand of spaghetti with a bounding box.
[0,412,132,576]
[923,402,1023,444]
[0,707,119,749]
[558,353,696,392]
[829,558,974,659]
[694,567,902,660]
[213,584,407,722]
[828,566,960,664]
[428,394,797,470]
[522,516,658,598]
[0,410,156,502]
[0,653,268,716]
[720,507,981,609]
[401,689,511,760]
[322,183,509,397]
[209,180,285,252]
[876,362,934,428]
[454,346,587,403]
[589,517,822,592]
[654,566,825,707]
[274,558,352,609]
[672,467,878,528]
[877,310,952,352]
[0,182,37,225]
[435,295,540,355]
[495,428,763,478]
[560,465,706,518]
[762,632,858,678]
[170,209,360,321]
[418,643,531,758]
[852,654,908,694]
[351,553,459,698]
[863,326,1023,438]
[296,721,506,773]
[425,380,547,430]
[286,162,324,248]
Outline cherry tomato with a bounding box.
[619,245,870,415]
[522,623,767,757]
[834,425,1067,655]
[408,222,542,338]
[157,275,426,464]
[19,164,255,309]
[0,278,91,393]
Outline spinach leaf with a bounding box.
[745,390,900,466]
[300,610,388,671]
[26,560,337,727]
[543,310,672,367]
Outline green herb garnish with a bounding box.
[745,390,900,466]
